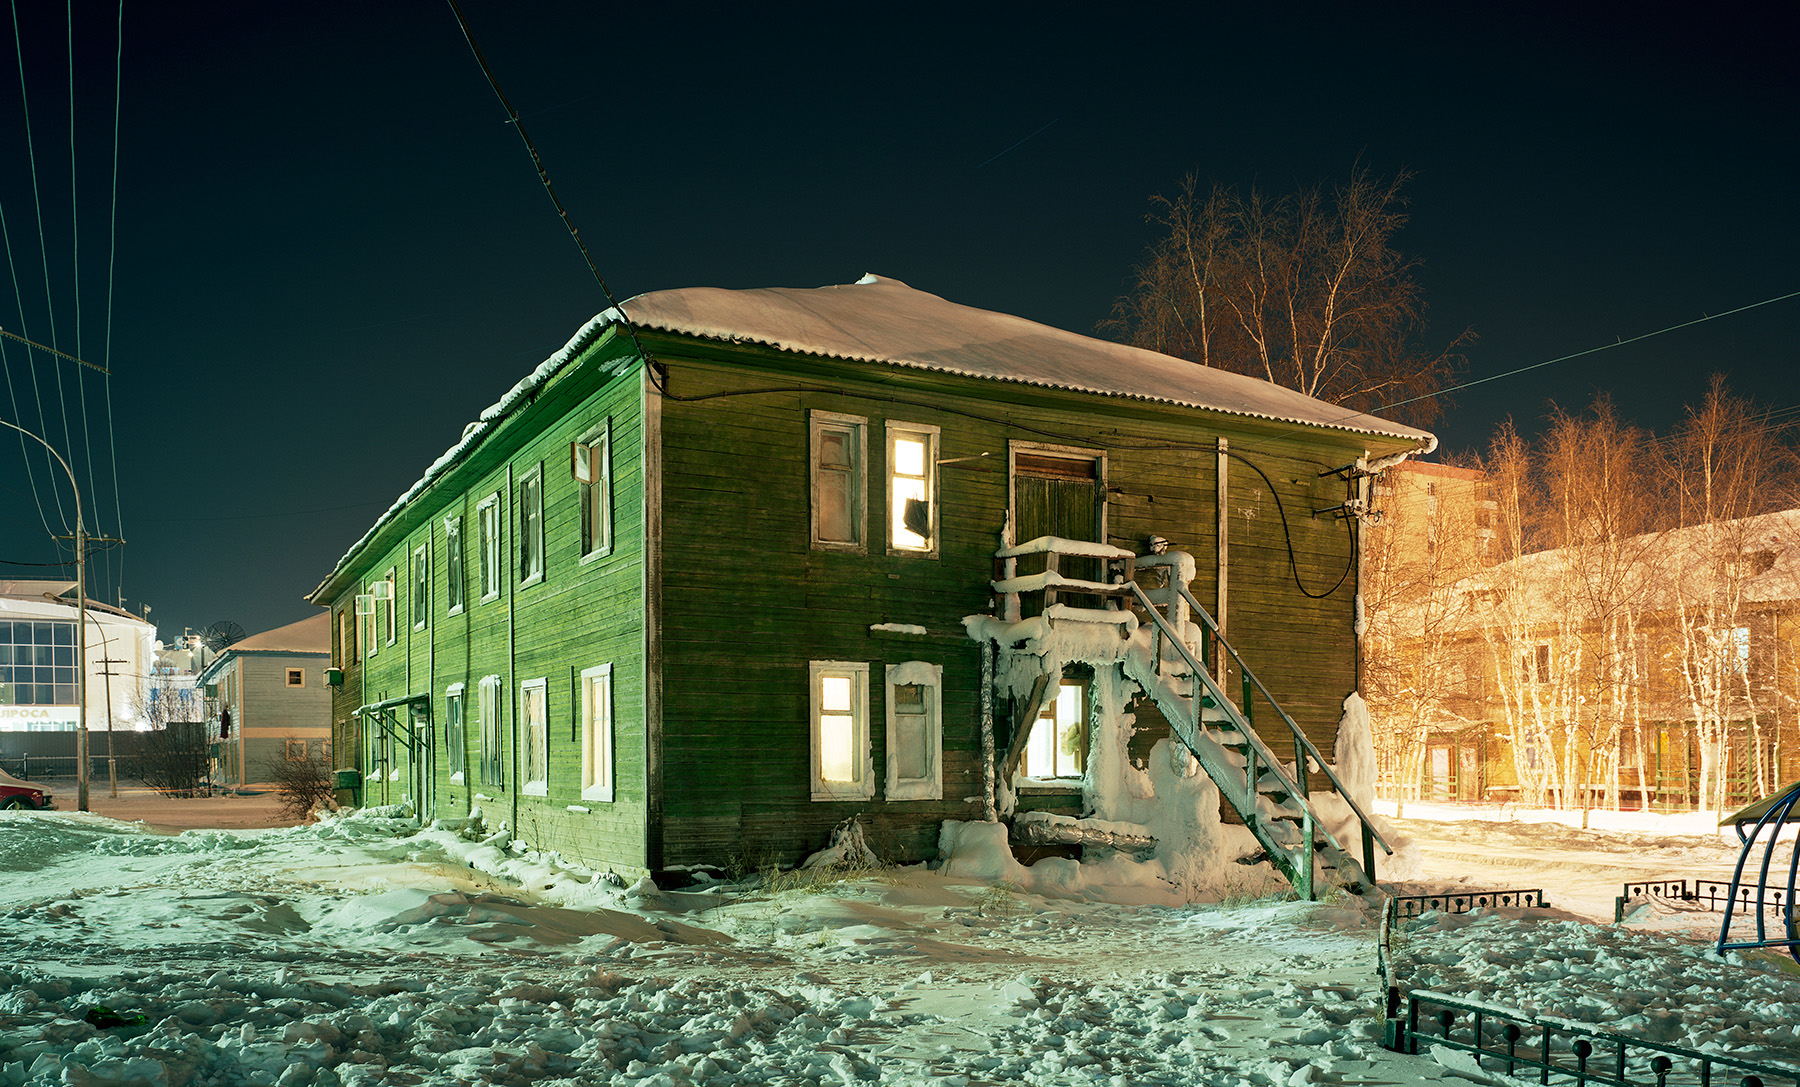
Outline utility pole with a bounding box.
[2,418,90,810]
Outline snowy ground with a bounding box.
[0,799,1796,1087]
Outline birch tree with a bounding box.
[1662,377,1793,810]
[1106,166,1469,429]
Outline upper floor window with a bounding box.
[411,543,429,630]
[383,568,398,645]
[285,668,305,688]
[445,515,465,614]
[519,465,544,585]
[477,494,500,602]
[810,411,866,552]
[887,423,939,555]
[575,424,613,560]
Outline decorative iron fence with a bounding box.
[1385,988,1799,1087]
[1613,880,1791,924]
[1380,890,1547,979]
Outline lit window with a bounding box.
[445,683,466,783]
[810,411,866,551]
[445,516,465,613]
[477,495,500,601]
[521,677,548,795]
[412,543,428,630]
[885,661,942,800]
[581,664,613,801]
[519,466,544,585]
[810,661,871,800]
[1023,680,1086,779]
[576,425,613,559]
[887,423,939,554]
[478,674,503,785]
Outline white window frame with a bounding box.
[445,515,465,615]
[884,661,942,800]
[411,543,429,631]
[478,674,503,786]
[581,663,614,802]
[285,667,305,688]
[886,422,940,557]
[445,682,466,783]
[521,676,548,796]
[364,580,379,657]
[518,464,545,586]
[809,660,872,800]
[1021,678,1087,783]
[576,423,613,562]
[477,494,500,602]
[809,410,867,553]
[383,567,398,645]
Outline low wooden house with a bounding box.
[308,275,1433,893]
[197,613,333,786]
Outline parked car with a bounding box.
[0,768,53,809]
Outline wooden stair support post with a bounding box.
[997,673,1056,790]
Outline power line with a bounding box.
[1372,288,1800,419]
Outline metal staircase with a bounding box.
[1121,574,1388,898]
[988,538,1391,900]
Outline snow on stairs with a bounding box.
[1117,584,1387,901]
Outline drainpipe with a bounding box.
[507,464,519,844]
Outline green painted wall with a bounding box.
[651,346,1386,869]
[323,335,652,875]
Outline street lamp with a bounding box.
[0,417,89,812]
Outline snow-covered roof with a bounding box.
[311,275,1434,602]
[614,275,1437,446]
[225,613,331,656]
[1455,507,1800,625]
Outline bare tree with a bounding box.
[132,672,210,798]
[1106,165,1469,429]
[1660,377,1794,810]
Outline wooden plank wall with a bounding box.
[656,354,1371,869]
[325,356,653,876]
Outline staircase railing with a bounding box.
[1168,579,1391,872]
[1124,581,1387,890]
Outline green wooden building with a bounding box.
[307,275,1433,888]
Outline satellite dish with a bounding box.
[202,621,246,651]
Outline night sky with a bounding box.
[0,2,1794,640]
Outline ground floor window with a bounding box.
[478,675,503,786]
[885,661,942,800]
[521,677,548,795]
[1023,678,1086,780]
[581,664,614,802]
[445,683,466,782]
[810,661,872,800]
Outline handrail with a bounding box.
[1124,581,1375,872]
[1171,579,1392,856]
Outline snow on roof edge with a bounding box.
[307,314,618,604]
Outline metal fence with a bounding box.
[1,754,150,786]
[1387,988,1798,1087]
[1614,879,1792,924]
